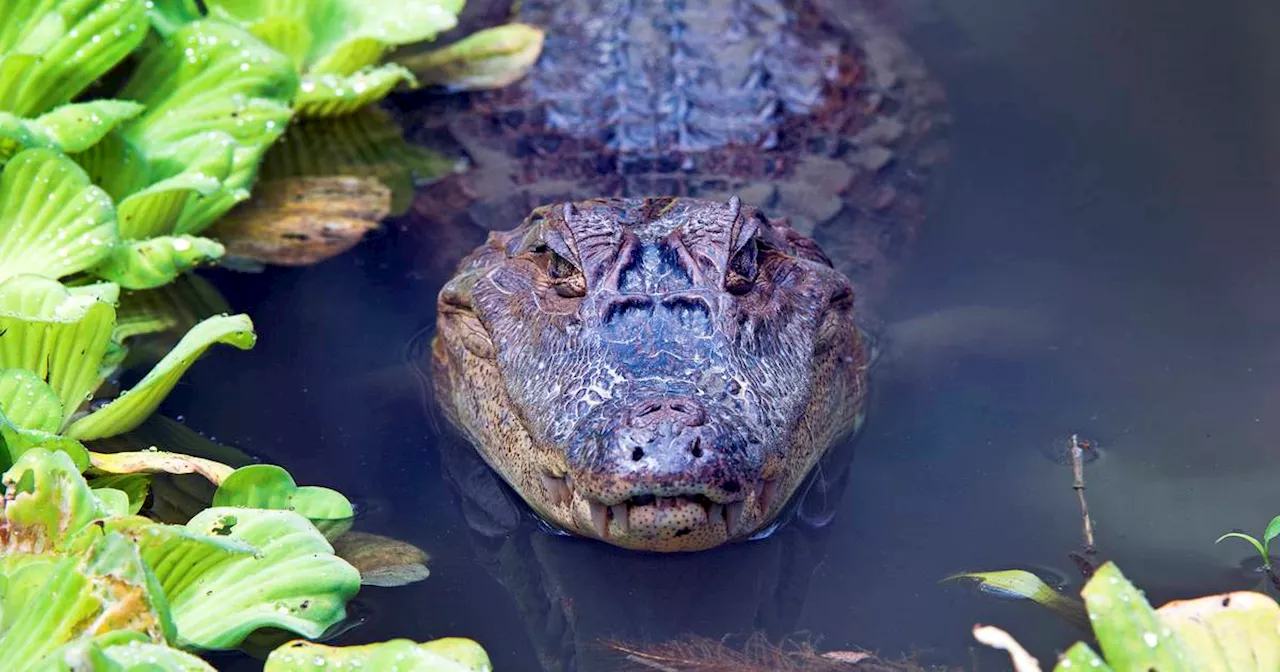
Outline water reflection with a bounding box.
[169,0,1280,669]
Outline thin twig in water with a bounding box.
[1068,434,1097,578]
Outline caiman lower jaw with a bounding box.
[539,473,781,551]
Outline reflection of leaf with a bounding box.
[113,271,232,343]
[396,23,544,92]
[210,105,457,266]
[160,507,361,649]
[66,314,256,440]
[0,149,118,282]
[265,637,492,671]
[331,530,430,587]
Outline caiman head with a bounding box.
[430,197,869,552]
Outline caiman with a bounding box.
[393,0,949,552]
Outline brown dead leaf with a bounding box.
[209,176,390,266]
[332,531,431,587]
[88,450,235,486]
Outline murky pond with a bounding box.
[173,0,1280,669]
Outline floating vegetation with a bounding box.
[0,0,538,667]
[975,562,1280,672]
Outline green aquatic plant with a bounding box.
[150,0,465,117]
[396,22,546,92]
[1217,514,1280,574]
[0,448,360,666]
[0,0,150,158]
[0,447,486,670]
[975,562,1280,671]
[73,19,298,289]
[266,638,492,671]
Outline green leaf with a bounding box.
[1216,532,1270,567]
[66,313,256,440]
[96,639,219,670]
[0,274,116,427]
[0,369,63,433]
[0,371,88,472]
[0,0,150,117]
[295,64,416,118]
[214,464,353,522]
[146,0,205,37]
[1080,562,1191,672]
[0,101,145,161]
[1054,643,1112,671]
[154,507,361,649]
[944,569,1088,629]
[0,448,105,555]
[93,235,225,290]
[396,23,545,92]
[1262,515,1280,551]
[1157,590,1280,671]
[27,100,147,153]
[111,147,230,240]
[0,533,174,672]
[265,637,492,672]
[87,473,152,514]
[93,487,132,516]
[72,20,298,241]
[0,149,119,282]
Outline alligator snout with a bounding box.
[553,395,774,546]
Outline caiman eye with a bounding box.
[533,247,585,298]
[725,238,758,295]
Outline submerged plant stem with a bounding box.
[1070,434,1097,573]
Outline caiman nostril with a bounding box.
[631,446,645,461]
[689,437,703,458]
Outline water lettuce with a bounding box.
[151,0,465,117]
[0,0,150,161]
[0,448,364,663]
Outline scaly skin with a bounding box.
[431,197,869,552]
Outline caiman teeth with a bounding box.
[610,504,629,533]
[759,478,778,514]
[706,502,725,529]
[725,501,745,534]
[589,500,610,538]
[540,472,572,507]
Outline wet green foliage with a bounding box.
[0,0,519,666]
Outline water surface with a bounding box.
[176,0,1280,668]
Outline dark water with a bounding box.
[174,0,1280,669]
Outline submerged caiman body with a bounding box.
[403,0,948,552]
